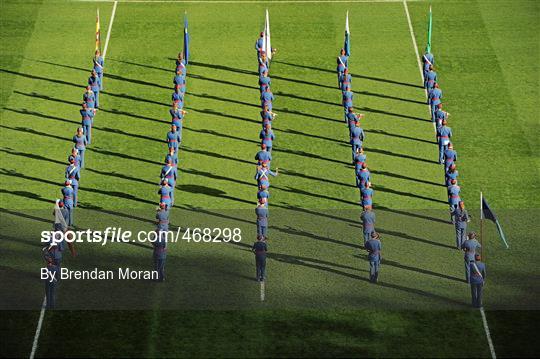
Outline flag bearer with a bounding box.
[469,254,486,308]
[337,48,348,86]
[461,232,482,283]
[88,70,101,108]
[93,50,104,89]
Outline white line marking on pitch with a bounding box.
[481,308,497,359]
[76,0,423,4]
[28,4,118,358]
[402,0,432,126]
[103,1,118,59]
[403,2,497,359]
[29,297,46,359]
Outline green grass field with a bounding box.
[1,0,539,357]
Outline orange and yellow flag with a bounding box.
[95,9,101,52]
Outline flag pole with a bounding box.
[480,191,484,260]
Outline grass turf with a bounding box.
[0,0,538,357]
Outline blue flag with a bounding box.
[482,196,509,249]
[183,14,189,65]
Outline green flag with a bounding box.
[426,6,432,53]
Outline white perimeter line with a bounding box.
[402,0,432,128]
[481,308,497,359]
[29,297,46,359]
[103,1,118,59]
[76,0,423,4]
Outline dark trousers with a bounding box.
[369,259,380,282]
[45,281,57,309]
[455,226,466,248]
[154,257,166,281]
[256,255,266,281]
[471,283,483,308]
[83,123,92,144]
[257,223,267,237]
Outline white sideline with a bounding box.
[402,0,432,127]
[28,3,118,359]
[403,2,497,359]
[29,297,46,359]
[76,0,423,4]
[103,1,118,59]
[481,308,497,359]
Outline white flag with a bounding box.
[263,9,272,60]
[345,10,350,34]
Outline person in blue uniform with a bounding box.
[261,87,274,111]
[161,159,177,205]
[428,83,442,122]
[424,65,437,91]
[176,52,186,77]
[361,182,373,209]
[448,179,461,216]
[174,70,186,88]
[71,148,82,168]
[88,70,101,108]
[337,48,349,87]
[72,128,87,168]
[469,254,486,308]
[339,68,352,91]
[260,124,275,153]
[156,202,169,232]
[434,104,449,128]
[365,232,382,283]
[252,235,268,282]
[93,50,104,89]
[158,179,172,208]
[342,86,354,113]
[461,232,482,283]
[172,85,184,103]
[259,70,271,92]
[350,121,365,163]
[260,106,276,128]
[437,120,452,164]
[257,184,270,203]
[254,163,278,188]
[422,50,434,80]
[361,205,376,244]
[346,107,363,131]
[83,86,95,109]
[80,102,95,144]
[65,156,80,207]
[259,52,270,72]
[61,180,74,226]
[43,252,59,309]
[445,163,459,187]
[356,163,370,190]
[152,230,167,282]
[255,143,272,167]
[255,198,268,238]
[452,201,470,249]
[443,143,457,171]
[354,146,366,171]
[255,32,264,59]
[166,125,181,153]
[165,147,178,168]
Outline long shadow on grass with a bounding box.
[0,147,157,187]
[375,184,448,205]
[0,169,156,206]
[272,60,424,89]
[374,227,455,250]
